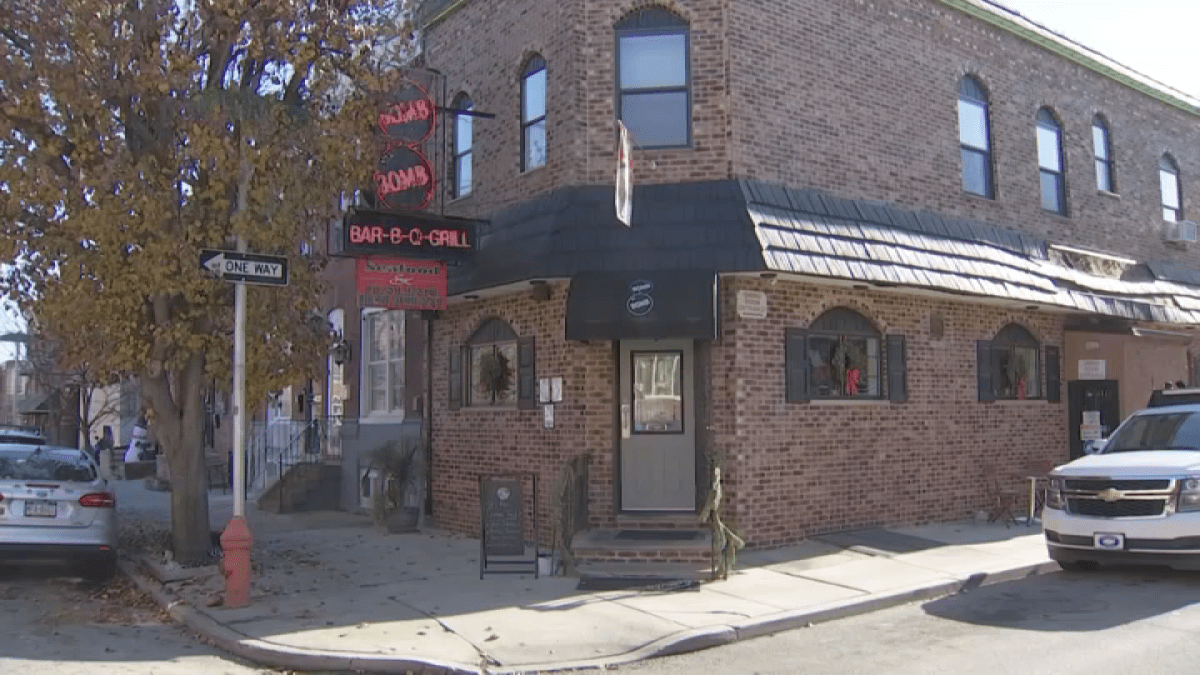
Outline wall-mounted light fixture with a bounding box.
[330,340,352,366]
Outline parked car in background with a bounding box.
[0,424,46,446]
[1043,388,1200,571]
[0,443,118,581]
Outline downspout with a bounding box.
[423,312,435,520]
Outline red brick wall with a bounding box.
[424,0,1200,269]
[430,283,619,540]
[714,275,1067,546]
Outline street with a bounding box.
[622,567,1200,675]
[0,564,279,675]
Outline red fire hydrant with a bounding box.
[220,516,254,608]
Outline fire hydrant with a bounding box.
[220,516,254,608]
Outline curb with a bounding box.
[119,557,1060,674]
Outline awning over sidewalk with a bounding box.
[565,270,720,341]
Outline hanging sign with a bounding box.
[374,145,435,211]
[377,80,437,145]
[356,258,447,311]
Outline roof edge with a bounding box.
[939,0,1200,117]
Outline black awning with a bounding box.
[565,270,720,341]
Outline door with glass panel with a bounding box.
[619,339,696,511]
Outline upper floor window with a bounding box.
[978,323,1041,401]
[521,55,547,171]
[1161,154,1182,222]
[452,93,473,198]
[615,8,690,148]
[1092,116,1115,192]
[362,309,405,417]
[1036,108,1066,215]
[958,76,994,198]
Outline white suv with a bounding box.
[1044,389,1200,571]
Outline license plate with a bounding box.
[1093,532,1125,551]
[24,500,56,518]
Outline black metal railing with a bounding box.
[247,418,325,507]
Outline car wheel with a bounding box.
[1057,560,1099,572]
[79,558,117,584]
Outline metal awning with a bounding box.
[16,391,52,415]
[565,270,720,341]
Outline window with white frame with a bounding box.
[362,309,405,417]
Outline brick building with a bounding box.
[323,0,1200,555]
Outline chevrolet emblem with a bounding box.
[1098,488,1124,502]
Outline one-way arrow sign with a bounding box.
[200,249,289,286]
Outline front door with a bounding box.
[619,339,697,511]
[1067,379,1121,460]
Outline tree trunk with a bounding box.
[142,352,212,566]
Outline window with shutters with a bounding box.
[799,308,883,400]
[453,318,537,410]
[980,324,1042,401]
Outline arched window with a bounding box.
[615,7,690,148]
[452,93,473,198]
[1092,115,1114,192]
[447,318,536,411]
[521,55,547,171]
[795,308,883,399]
[1037,108,1066,215]
[1161,154,1182,222]
[980,324,1041,400]
[958,76,994,198]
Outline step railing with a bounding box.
[248,419,324,499]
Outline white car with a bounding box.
[0,443,118,581]
[1043,389,1200,571]
[0,424,46,446]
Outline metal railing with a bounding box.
[247,418,324,496]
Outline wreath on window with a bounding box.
[831,338,868,394]
[477,350,514,399]
[1005,350,1030,398]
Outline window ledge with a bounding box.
[1041,209,1071,220]
[989,399,1046,404]
[520,164,547,177]
[962,190,997,203]
[1097,189,1121,200]
[810,398,889,406]
[359,415,408,424]
[448,192,474,205]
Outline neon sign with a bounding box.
[342,209,477,260]
[373,145,434,210]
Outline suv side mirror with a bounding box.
[1084,438,1107,455]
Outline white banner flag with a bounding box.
[615,121,633,227]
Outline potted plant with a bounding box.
[368,439,422,534]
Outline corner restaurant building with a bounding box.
[410,180,1200,551]
[325,0,1200,554]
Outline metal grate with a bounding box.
[1065,478,1171,491]
[1068,499,1167,517]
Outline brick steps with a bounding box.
[571,528,714,565]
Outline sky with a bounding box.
[993,0,1200,100]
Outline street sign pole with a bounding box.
[220,235,254,609]
[232,235,247,520]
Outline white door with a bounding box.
[619,339,696,511]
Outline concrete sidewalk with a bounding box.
[115,482,1057,674]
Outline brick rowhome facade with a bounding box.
[372,0,1200,550]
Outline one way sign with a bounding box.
[200,249,290,286]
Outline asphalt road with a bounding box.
[0,564,280,675]
[620,567,1200,675]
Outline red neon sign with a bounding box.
[373,145,435,211]
[348,224,471,249]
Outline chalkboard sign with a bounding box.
[482,478,525,556]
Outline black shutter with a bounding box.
[1045,345,1061,403]
[886,334,908,403]
[785,328,810,403]
[448,345,463,411]
[517,336,537,410]
[977,340,995,402]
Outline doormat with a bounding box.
[577,577,701,592]
[614,529,702,541]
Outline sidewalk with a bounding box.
[114,481,1057,674]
